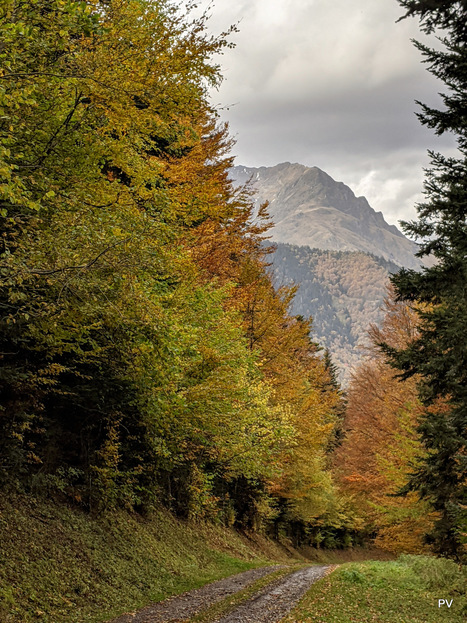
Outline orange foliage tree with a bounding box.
[336,292,437,553]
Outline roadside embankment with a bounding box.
[0,494,299,623]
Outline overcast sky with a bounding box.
[192,0,457,227]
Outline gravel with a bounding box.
[107,565,281,623]
[213,565,330,623]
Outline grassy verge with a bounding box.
[0,494,294,623]
[284,555,466,622]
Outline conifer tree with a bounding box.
[383,0,467,559]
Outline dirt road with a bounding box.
[108,564,331,623]
[108,566,281,623]
[213,565,329,623]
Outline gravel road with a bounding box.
[107,566,281,623]
[213,565,330,623]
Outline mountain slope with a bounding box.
[231,163,422,270]
[271,244,396,382]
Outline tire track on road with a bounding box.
[212,565,330,623]
[108,566,282,623]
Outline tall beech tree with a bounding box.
[383,1,467,558]
[0,0,278,509]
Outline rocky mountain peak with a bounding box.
[231,162,421,269]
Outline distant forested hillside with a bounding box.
[271,244,399,382]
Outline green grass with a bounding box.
[0,493,289,623]
[284,555,466,622]
[4,494,460,623]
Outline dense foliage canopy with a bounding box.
[0,0,347,540]
[337,294,436,553]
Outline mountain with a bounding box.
[230,162,424,383]
[231,162,422,270]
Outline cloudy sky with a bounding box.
[193,0,457,227]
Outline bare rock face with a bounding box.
[231,162,423,270]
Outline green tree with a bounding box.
[0,0,239,504]
[382,0,467,559]
[0,0,299,525]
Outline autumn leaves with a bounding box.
[0,0,344,533]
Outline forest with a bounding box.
[0,0,352,544]
[0,2,466,617]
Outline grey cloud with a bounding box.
[199,0,458,226]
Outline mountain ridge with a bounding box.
[230,162,423,382]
